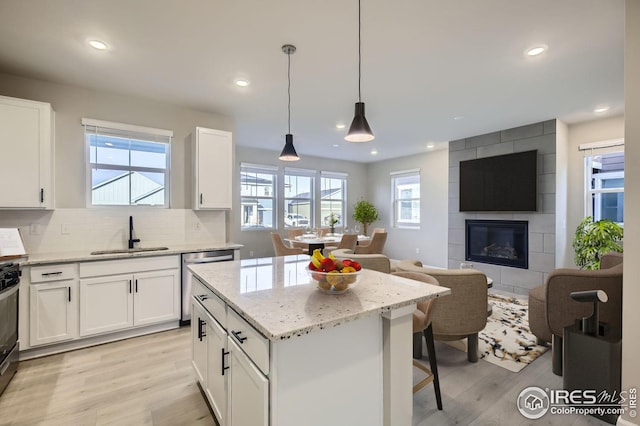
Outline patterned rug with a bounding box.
[444,293,549,372]
[479,293,549,372]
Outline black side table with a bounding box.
[563,323,622,425]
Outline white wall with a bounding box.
[555,120,569,268]
[564,115,624,268]
[621,1,640,425]
[0,72,233,209]
[366,149,449,267]
[232,146,369,259]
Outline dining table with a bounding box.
[285,233,371,254]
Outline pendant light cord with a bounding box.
[358,0,362,103]
[287,50,292,134]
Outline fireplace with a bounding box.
[465,220,528,269]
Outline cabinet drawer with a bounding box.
[227,308,269,376]
[192,277,226,329]
[31,264,77,283]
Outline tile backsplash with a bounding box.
[0,208,226,254]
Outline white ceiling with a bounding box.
[0,0,624,162]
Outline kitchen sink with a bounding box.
[90,247,170,255]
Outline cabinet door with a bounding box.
[192,301,208,385]
[79,274,133,336]
[133,269,180,326]
[228,338,268,426]
[0,95,54,209]
[194,127,232,210]
[206,313,228,426]
[29,280,78,346]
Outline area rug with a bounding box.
[445,293,549,372]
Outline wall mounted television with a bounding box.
[459,150,538,212]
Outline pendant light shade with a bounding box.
[279,44,300,161]
[345,0,374,142]
[345,102,374,142]
[279,134,299,160]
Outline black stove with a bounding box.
[0,259,20,397]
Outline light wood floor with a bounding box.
[0,327,608,425]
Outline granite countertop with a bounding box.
[21,243,243,266]
[189,255,451,341]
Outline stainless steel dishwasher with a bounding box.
[181,250,234,325]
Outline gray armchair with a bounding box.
[395,260,488,362]
[528,252,623,375]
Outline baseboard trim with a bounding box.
[18,321,181,360]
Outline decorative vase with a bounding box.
[330,226,335,235]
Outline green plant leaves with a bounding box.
[573,216,623,269]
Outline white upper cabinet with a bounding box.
[192,127,232,210]
[0,95,55,209]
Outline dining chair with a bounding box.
[287,228,305,240]
[354,231,387,254]
[271,233,306,256]
[392,271,443,410]
[322,233,358,257]
[357,227,385,248]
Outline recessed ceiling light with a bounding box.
[332,144,340,147]
[371,149,378,155]
[594,105,610,113]
[88,40,109,50]
[234,79,250,87]
[453,116,465,121]
[105,142,113,147]
[427,143,435,149]
[525,45,547,56]
[336,123,346,129]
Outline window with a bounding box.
[320,172,347,229]
[83,119,172,207]
[241,163,277,230]
[583,143,624,224]
[284,168,314,228]
[391,169,420,228]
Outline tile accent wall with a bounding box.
[0,208,226,254]
[448,120,557,295]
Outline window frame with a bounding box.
[391,169,421,229]
[320,172,348,230]
[240,163,278,231]
[582,140,625,225]
[283,167,315,229]
[83,118,172,208]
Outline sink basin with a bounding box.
[90,247,169,255]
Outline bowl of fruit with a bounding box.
[306,249,362,294]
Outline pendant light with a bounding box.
[345,0,374,142]
[279,44,300,161]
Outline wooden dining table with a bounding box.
[285,233,371,254]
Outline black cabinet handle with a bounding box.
[221,348,230,375]
[129,280,132,294]
[135,279,138,293]
[198,318,206,341]
[231,330,247,344]
[200,193,203,205]
[42,272,62,277]
[40,188,44,203]
[197,294,209,301]
[68,287,71,302]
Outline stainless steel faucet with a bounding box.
[128,215,140,249]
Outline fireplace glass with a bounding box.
[465,220,528,269]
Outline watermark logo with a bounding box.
[517,386,637,420]
[517,387,550,419]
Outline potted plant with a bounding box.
[573,216,623,270]
[352,198,379,236]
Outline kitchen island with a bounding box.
[189,255,450,426]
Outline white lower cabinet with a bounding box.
[228,338,268,426]
[79,274,133,336]
[30,280,78,346]
[79,256,180,337]
[192,277,268,426]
